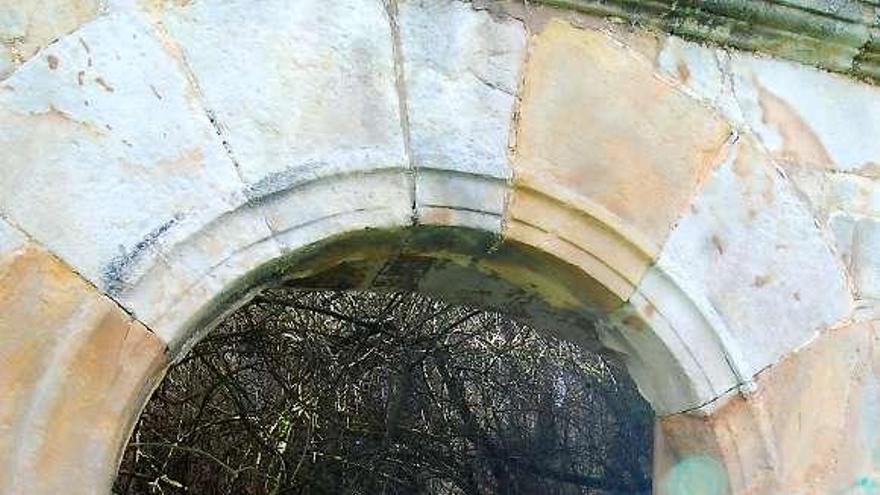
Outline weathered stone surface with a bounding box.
[515,20,732,252]
[120,206,280,352]
[137,171,412,353]
[605,266,744,414]
[657,137,852,378]
[824,174,880,306]
[143,0,415,335]
[655,321,880,495]
[0,245,167,494]
[0,0,100,79]
[826,173,880,219]
[0,4,877,493]
[417,170,509,232]
[658,36,880,315]
[731,55,880,175]
[158,0,407,189]
[528,0,880,84]
[399,0,525,229]
[0,11,246,300]
[656,37,744,124]
[0,218,25,260]
[851,218,880,301]
[505,186,653,303]
[260,170,411,252]
[659,36,880,175]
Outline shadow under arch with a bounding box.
[162,213,747,419]
[118,216,754,495]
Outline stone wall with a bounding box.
[0,1,878,493]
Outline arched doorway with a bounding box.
[0,0,875,493]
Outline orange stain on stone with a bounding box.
[157,146,205,175]
[754,79,833,168]
[0,244,168,494]
[514,21,731,252]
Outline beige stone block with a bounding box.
[0,0,100,79]
[514,20,732,251]
[656,321,880,495]
[0,245,167,494]
[22,315,166,495]
[506,180,656,303]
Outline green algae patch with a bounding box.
[535,0,880,84]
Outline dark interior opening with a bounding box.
[114,289,653,494]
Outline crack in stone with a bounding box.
[467,67,517,96]
[383,0,418,226]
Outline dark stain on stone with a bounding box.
[621,314,641,328]
[102,213,184,296]
[77,70,85,86]
[95,77,115,93]
[753,274,771,287]
[47,55,59,70]
[150,84,163,100]
[676,60,690,82]
[711,234,725,255]
[793,291,801,301]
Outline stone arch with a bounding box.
[0,1,877,494]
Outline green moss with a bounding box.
[535,0,880,84]
[178,227,409,342]
[176,226,621,354]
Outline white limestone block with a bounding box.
[826,173,880,219]
[659,35,880,176]
[658,33,880,175]
[152,233,283,356]
[399,0,524,230]
[260,169,412,251]
[0,12,247,300]
[655,138,852,376]
[416,169,509,232]
[656,37,744,125]
[820,174,880,302]
[612,266,744,413]
[119,205,280,335]
[159,0,408,190]
[851,218,880,300]
[727,54,880,173]
[399,0,524,178]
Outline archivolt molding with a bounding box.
[502,174,755,413]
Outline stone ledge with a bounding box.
[535,0,880,83]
